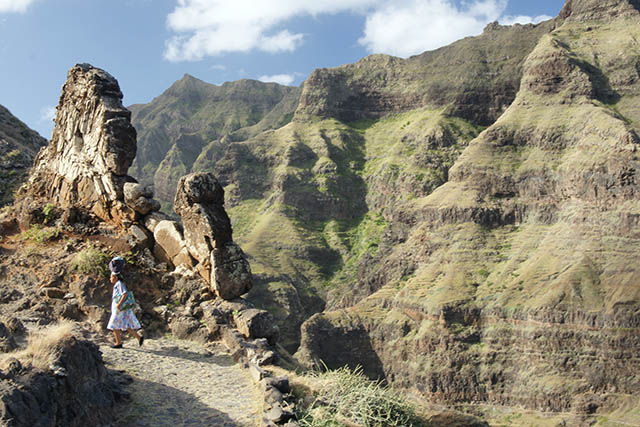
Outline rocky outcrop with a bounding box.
[174,172,252,300]
[19,64,140,224]
[559,0,640,21]
[0,336,125,426]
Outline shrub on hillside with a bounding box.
[71,246,111,277]
[297,365,426,427]
[21,224,61,243]
[0,321,75,370]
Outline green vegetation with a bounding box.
[42,203,56,224]
[71,246,111,277]
[20,224,61,244]
[297,366,426,427]
[323,212,388,290]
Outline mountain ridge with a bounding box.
[128,76,301,208]
[0,104,48,206]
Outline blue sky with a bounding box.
[0,0,564,139]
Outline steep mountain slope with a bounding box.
[210,20,556,351]
[123,0,640,421]
[0,105,47,206]
[128,76,301,210]
[295,0,640,421]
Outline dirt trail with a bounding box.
[100,336,262,426]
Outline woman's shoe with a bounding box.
[138,335,144,347]
[111,343,123,349]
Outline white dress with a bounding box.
[107,280,141,330]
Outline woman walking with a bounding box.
[107,257,144,348]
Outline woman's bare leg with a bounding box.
[128,328,144,346]
[113,330,122,345]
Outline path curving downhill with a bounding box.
[100,337,262,426]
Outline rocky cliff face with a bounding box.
[204,17,558,352]
[0,105,47,206]
[295,0,640,421]
[19,64,138,224]
[294,20,556,126]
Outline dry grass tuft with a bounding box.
[2,320,78,371]
[294,365,426,427]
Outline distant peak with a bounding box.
[483,21,503,32]
[168,73,209,92]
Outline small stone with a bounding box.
[234,309,278,345]
[265,405,294,424]
[264,387,284,406]
[39,287,66,299]
[263,376,291,394]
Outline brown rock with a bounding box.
[173,247,196,268]
[262,376,291,394]
[174,172,252,299]
[39,287,66,299]
[123,182,160,215]
[143,211,169,233]
[127,224,151,249]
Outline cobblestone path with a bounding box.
[101,336,262,426]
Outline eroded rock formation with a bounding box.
[174,172,252,300]
[20,63,139,224]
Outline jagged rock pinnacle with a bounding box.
[21,63,138,223]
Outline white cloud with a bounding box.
[359,0,507,57]
[210,64,227,70]
[164,0,550,61]
[39,105,56,123]
[164,0,377,61]
[258,73,295,86]
[500,14,553,25]
[0,0,37,13]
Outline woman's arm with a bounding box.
[117,291,128,311]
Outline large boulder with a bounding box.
[174,173,252,299]
[123,182,160,215]
[234,308,279,345]
[19,63,138,224]
[0,335,124,426]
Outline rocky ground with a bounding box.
[100,336,261,426]
[0,230,267,426]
